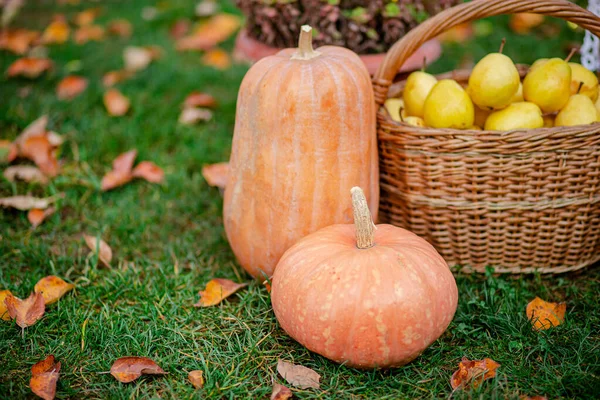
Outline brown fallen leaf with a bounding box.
[110,356,167,383]
[450,357,500,390]
[202,162,228,189]
[4,165,49,184]
[101,149,136,191]
[15,115,48,145]
[521,396,548,400]
[196,0,218,17]
[56,75,88,100]
[104,89,130,116]
[41,17,70,44]
[112,150,137,174]
[169,19,190,39]
[102,69,134,87]
[194,278,248,307]
[183,92,217,109]
[5,292,45,328]
[526,297,566,331]
[176,13,241,51]
[0,194,60,210]
[108,19,132,38]
[202,48,231,70]
[83,234,112,267]
[74,25,105,45]
[179,108,212,125]
[34,276,74,305]
[30,355,61,400]
[188,370,204,389]
[0,28,39,54]
[510,13,545,35]
[6,58,53,78]
[20,135,59,177]
[0,290,12,321]
[271,383,293,400]
[277,360,320,390]
[28,207,55,228]
[123,46,152,72]
[75,8,100,26]
[132,161,164,183]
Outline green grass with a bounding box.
[1,1,599,398]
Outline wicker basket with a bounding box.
[372,0,600,274]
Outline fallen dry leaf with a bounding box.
[196,0,218,17]
[20,135,59,177]
[102,69,134,87]
[202,162,228,189]
[179,107,212,125]
[0,194,60,210]
[510,13,545,35]
[277,360,320,390]
[0,28,39,54]
[75,8,100,26]
[450,357,500,390]
[34,276,74,305]
[132,161,164,183]
[271,383,293,400]
[526,297,566,331]
[16,115,48,144]
[83,235,112,267]
[123,46,152,72]
[194,278,248,307]
[3,165,48,184]
[188,370,204,389]
[0,290,12,321]
[74,25,105,45]
[41,18,70,44]
[101,149,136,191]
[112,149,137,173]
[169,19,190,39]
[28,207,55,228]
[104,89,130,116]
[6,57,53,78]
[184,92,217,109]
[4,292,45,328]
[202,48,231,70]
[521,396,548,400]
[56,75,88,100]
[30,355,61,400]
[110,356,167,383]
[176,13,241,51]
[108,19,132,37]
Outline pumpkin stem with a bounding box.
[291,25,321,60]
[351,187,375,249]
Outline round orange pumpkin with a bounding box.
[271,187,458,369]
[224,26,379,279]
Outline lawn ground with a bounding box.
[1,1,599,399]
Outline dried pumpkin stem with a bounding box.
[291,25,321,60]
[351,187,375,249]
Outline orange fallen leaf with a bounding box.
[176,13,241,51]
[271,383,293,400]
[521,396,548,400]
[83,234,112,267]
[169,19,190,39]
[104,89,130,116]
[30,354,61,400]
[437,22,473,44]
[108,19,132,38]
[0,194,60,210]
[188,370,204,389]
[202,48,231,70]
[123,46,153,72]
[277,360,321,390]
[183,92,217,109]
[132,161,164,183]
[510,13,545,35]
[56,75,88,100]
[20,135,59,177]
[0,290,12,321]
[101,149,136,191]
[112,149,137,174]
[179,107,212,125]
[193,278,248,307]
[110,356,167,383]
[5,292,45,328]
[102,69,134,87]
[526,297,566,331]
[74,25,105,45]
[6,58,53,78]
[4,165,48,184]
[75,8,100,26]
[41,18,70,44]
[34,276,74,305]
[450,357,500,390]
[28,207,56,228]
[15,115,48,145]
[202,162,228,189]
[0,28,39,54]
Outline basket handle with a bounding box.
[373,0,600,105]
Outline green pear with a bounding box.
[555,94,599,126]
[468,52,520,110]
[424,79,474,129]
[568,62,599,101]
[523,58,572,113]
[403,71,437,117]
[384,98,408,122]
[484,102,543,131]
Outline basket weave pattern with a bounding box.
[373,0,600,273]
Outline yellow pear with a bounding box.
[474,105,491,128]
[555,94,599,126]
[403,116,426,127]
[402,71,437,117]
[484,102,543,131]
[523,58,572,113]
[424,79,474,129]
[543,114,555,127]
[470,125,483,130]
[384,98,408,122]
[568,62,599,101]
[468,48,520,110]
[595,95,600,116]
[511,82,524,103]
[529,58,548,72]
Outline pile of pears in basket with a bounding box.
[386,41,600,131]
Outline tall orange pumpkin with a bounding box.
[224,25,379,279]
